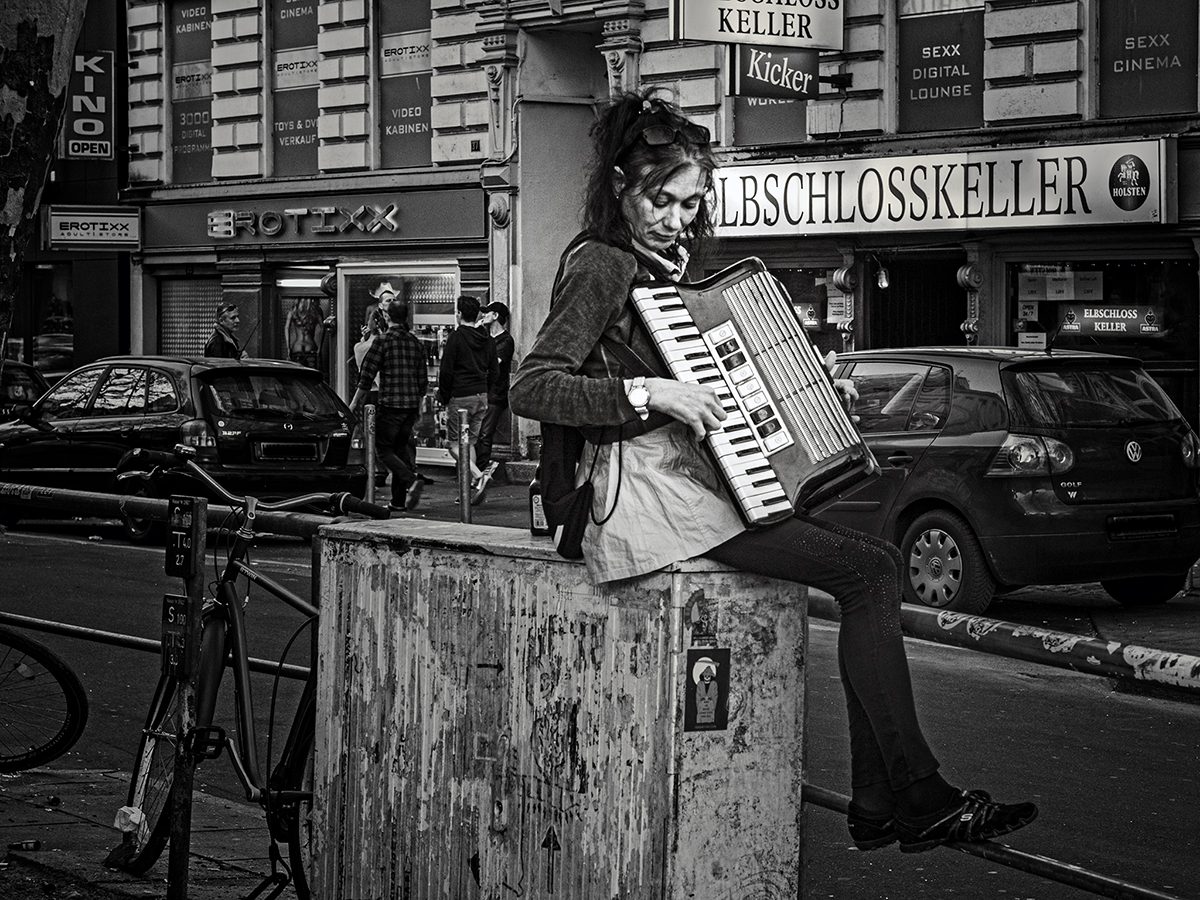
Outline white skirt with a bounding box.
[578,421,747,584]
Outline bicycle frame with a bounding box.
[194,499,319,809]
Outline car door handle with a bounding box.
[886,452,914,466]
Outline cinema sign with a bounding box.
[670,0,844,51]
[714,138,1174,236]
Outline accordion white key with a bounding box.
[630,257,879,526]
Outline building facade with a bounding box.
[120,0,1200,462]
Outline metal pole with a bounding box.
[364,403,377,504]
[458,407,471,523]
[166,497,207,900]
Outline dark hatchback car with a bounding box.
[1,360,50,424]
[0,356,366,540]
[822,347,1200,614]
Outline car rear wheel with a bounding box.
[901,510,996,614]
[1100,573,1188,607]
[119,479,165,545]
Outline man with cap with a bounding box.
[474,300,515,491]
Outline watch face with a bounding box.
[629,387,650,408]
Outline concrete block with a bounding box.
[339,109,369,137]
[212,93,261,120]
[128,29,161,53]
[233,13,262,39]
[130,131,162,155]
[128,105,162,130]
[211,18,235,42]
[342,0,366,22]
[319,81,369,109]
[314,521,807,900]
[430,102,462,131]
[845,21,885,55]
[677,76,722,110]
[213,0,258,12]
[234,67,262,91]
[431,44,465,70]
[213,149,262,178]
[319,140,369,170]
[129,80,162,103]
[1033,40,1082,77]
[126,3,161,29]
[319,25,368,54]
[212,122,236,148]
[213,41,261,68]
[985,80,1082,121]
[132,55,162,77]
[460,98,489,128]
[129,158,165,183]
[211,71,235,94]
[987,3,1080,41]
[847,0,887,16]
[433,69,486,100]
[234,120,261,145]
[846,57,885,93]
[985,44,1028,80]
[642,45,723,78]
[318,3,340,27]
[808,96,885,135]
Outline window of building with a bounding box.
[897,0,984,133]
[170,0,214,183]
[1098,0,1198,119]
[270,0,318,176]
[378,2,432,169]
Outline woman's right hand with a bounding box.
[646,377,727,441]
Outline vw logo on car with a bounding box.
[1126,441,1142,463]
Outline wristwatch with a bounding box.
[627,376,650,421]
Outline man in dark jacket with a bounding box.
[350,298,428,513]
[203,303,244,358]
[474,301,515,481]
[437,295,497,504]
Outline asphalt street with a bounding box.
[3,470,1200,899]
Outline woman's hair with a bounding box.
[581,89,718,253]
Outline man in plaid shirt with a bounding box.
[349,298,428,512]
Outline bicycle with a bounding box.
[0,624,89,772]
[110,445,388,899]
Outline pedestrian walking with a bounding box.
[349,297,427,512]
[437,294,497,505]
[508,89,1039,855]
[203,303,245,358]
[474,300,515,488]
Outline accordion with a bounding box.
[629,257,879,526]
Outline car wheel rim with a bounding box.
[908,527,963,608]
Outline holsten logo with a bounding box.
[1109,154,1150,211]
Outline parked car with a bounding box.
[0,356,367,541]
[820,347,1200,613]
[0,360,50,424]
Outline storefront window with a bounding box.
[8,263,77,382]
[1008,259,1199,426]
[159,278,224,356]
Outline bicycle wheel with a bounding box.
[119,615,226,875]
[0,626,89,773]
[283,710,316,900]
[118,674,184,874]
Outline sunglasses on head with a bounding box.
[638,122,710,147]
[217,304,238,315]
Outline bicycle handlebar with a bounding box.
[128,446,391,520]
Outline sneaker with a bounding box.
[387,503,405,515]
[470,471,491,506]
[405,477,424,510]
[895,789,1038,853]
[847,803,897,851]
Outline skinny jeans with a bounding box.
[705,514,940,791]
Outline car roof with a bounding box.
[836,346,1139,366]
[93,355,319,374]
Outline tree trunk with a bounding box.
[0,0,90,357]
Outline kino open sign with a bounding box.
[64,51,114,160]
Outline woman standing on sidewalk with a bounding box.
[509,89,1039,854]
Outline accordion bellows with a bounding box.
[630,257,879,525]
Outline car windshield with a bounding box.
[202,371,345,421]
[1006,365,1181,428]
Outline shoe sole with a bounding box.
[899,808,1038,854]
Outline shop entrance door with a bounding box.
[867,257,966,349]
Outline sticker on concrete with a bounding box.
[684,647,730,732]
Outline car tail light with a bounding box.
[986,433,1074,476]
[180,419,218,459]
[1181,430,1200,469]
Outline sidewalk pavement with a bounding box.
[4,461,1200,897]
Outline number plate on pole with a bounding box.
[165,496,196,577]
[161,593,190,677]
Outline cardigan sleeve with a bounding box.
[509,241,643,428]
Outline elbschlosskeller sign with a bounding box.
[714,138,1175,237]
[670,0,844,50]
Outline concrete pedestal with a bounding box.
[315,520,807,899]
